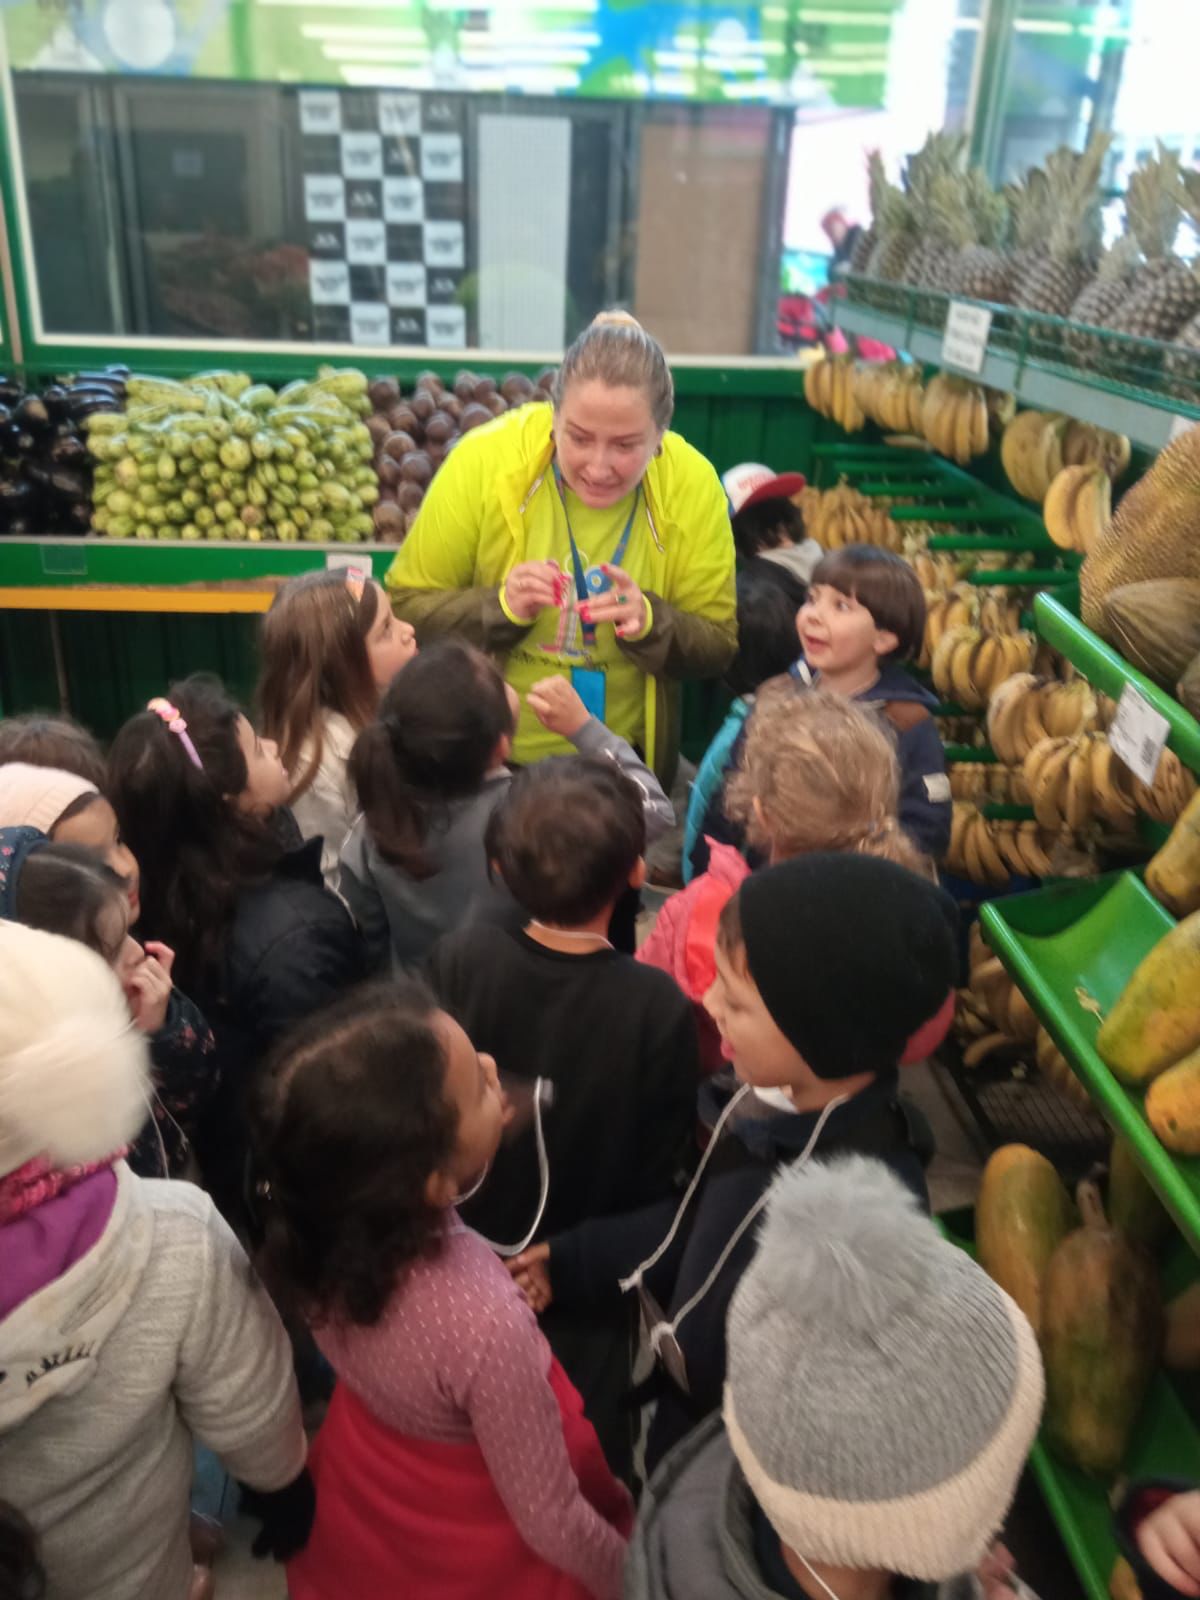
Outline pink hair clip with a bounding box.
[345,568,367,602]
[147,697,204,771]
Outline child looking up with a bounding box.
[0,712,107,788]
[511,852,958,1473]
[258,569,418,891]
[0,924,312,1600]
[654,687,934,1073]
[0,760,142,923]
[628,1155,1044,1600]
[342,640,673,969]
[692,544,951,874]
[429,755,697,1475]
[0,825,216,1180]
[108,678,364,1223]
[722,463,822,611]
[249,982,632,1600]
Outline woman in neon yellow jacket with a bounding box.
[385,313,737,785]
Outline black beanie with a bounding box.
[737,852,959,1080]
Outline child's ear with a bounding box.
[424,1168,459,1210]
[490,733,513,769]
[628,856,647,891]
[752,795,769,833]
[873,627,899,659]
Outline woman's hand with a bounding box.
[507,1243,553,1314]
[1138,1492,1200,1596]
[503,561,566,623]
[127,943,175,1035]
[579,564,648,640]
[527,676,590,737]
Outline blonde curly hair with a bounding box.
[724,682,930,876]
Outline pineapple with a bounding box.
[900,132,968,293]
[1164,312,1200,399]
[1064,237,1138,358]
[1104,146,1200,346]
[1016,138,1110,322]
[1004,168,1052,301]
[848,150,886,276]
[951,169,1013,304]
[865,174,916,285]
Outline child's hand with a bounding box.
[1138,1492,1200,1596]
[527,676,590,738]
[976,1541,1017,1600]
[507,1243,553,1314]
[127,948,174,1035]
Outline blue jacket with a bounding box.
[688,657,952,877]
[683,698,751,884]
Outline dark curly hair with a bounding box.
[14,843,128,962]
[248,980,459,1328]
[108,674,281,992]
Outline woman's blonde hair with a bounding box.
[552,309,674,432]
[725,682,930,877]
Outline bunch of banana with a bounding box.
[1000,409,1071,503]
[1043,463,1112,554]
[808,480,901,553]
[852,361,926,435]
[1061,418,1132,481]
[1132,746,1199,827]
[920,374,989,465]
[1023,734,1103,833]
[907,548,961,596]
[918,583,977,670]
[985,387,1018,435]
[931,626,1038,712]
[977,588,1024,636]
[803,356,865,433]
[986,675,1100,766]
[937,715,987,747]
[949,763,1031,804]
[1035,1024,1093,1109]
[946,804,1057,887]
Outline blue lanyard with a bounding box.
[552,465,641,646]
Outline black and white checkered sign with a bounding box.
[299,89,470,349]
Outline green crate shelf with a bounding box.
[835,280,1199,454]
[981,871,1200,1252]
[1034,594,1200,777]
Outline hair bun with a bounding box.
[591,309,643,332]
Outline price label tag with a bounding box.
[1108,683,1170,788]
[941,301,993,375]
[326,554,372,572]
[1169,413,1195,443]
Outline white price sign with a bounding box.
[1108,683,1171,788]
[1169,413,1196,443]
[941,301,993,375]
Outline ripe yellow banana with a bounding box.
[1025,735,1072,830]
[953,392,974,466]
[1063,741,1094,833]
[950,633,985,709]
[1072,467,1111,556]
[971,816,1010,888]
[1043,464,1090,551]
[970,389,989,458]
[932,625,979,701]
[963,1031,1015,1069]
[986,672,1039,766]
[1001,409,1054,500]
[1016,822,1056,878]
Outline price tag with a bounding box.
[941,301,993,375]
[1169,413,1196,443]
[326,554,372,572]
[1108,683,1170,788]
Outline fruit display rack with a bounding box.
[834,278,1200,455]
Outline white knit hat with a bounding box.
[0,922,149,1178]
[723,1155,1044,1582]
[0,761,98,836]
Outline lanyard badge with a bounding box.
[552,465,640,649]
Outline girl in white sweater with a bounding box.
[259,568,417,889]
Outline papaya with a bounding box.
[1041,1180,1162,1479]
[1096,910,1200,1086]
[1163,1281,1200,1371]
[1146,788,1200,917]
[1110,1557,1143,1600]
[1146,1046,1200,1154]
[1108,1134,1172,1252]
[976,1144,1076,1336]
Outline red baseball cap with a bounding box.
[722,462,807,516]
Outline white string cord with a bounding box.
[472,1077,553,1260]
[618,1083,752,1294]
[643,1093,850,1357]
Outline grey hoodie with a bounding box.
[338,715,676,971]
[0,1165,305,1600]
[626,1416,985,1600]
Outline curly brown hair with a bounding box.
[248,980,458,1329]
[724,682,929,876]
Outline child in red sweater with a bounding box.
[249,981,631,1600]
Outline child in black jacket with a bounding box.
[510,851,957,1475]
[429,751,698,1477]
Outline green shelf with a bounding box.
[981,871,1200,1251]
[946,746,997,763]
[1035,594,1200,777]
[0,535,396,588]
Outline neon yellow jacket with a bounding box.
[385,404,737,783]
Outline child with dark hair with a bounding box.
[428,755,697,1474]
[692,543,951,875]
[0,826,216,1180]
[108,676,364,1223]
[0,761,142,923]
[342,640,673,969]
[511,852,958,1475]
[722,464,822,611]
[248,981,632,1600]
[0,712,108,789]
[0,924,311,1600]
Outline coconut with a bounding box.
[424,411,456,445]
[388,404,419,436]
[373,501,406,540]
[459,403,492,433]
[400,450,433,487]
[377,456,403,489]
[415,369,444,393]
[409,391,436,425]
[397,481,425,511]
[368,377,401,411]
[382,430,417,462]
[485,392,508,417]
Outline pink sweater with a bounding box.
[314,1219,629,1600]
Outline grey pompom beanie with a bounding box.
[723,1154,1044,1581]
